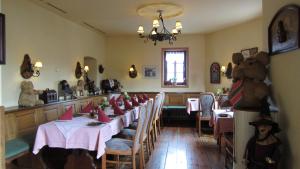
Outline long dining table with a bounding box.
[32,106,140,160]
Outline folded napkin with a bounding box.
[109,96,116,105]
[124,100,133,110]
[114,106,124,115]
[143,94,149,100]
[110,100,118,108]
[138,95,145,103]
[131,97,139,107]
[81,102,93,113]
[59,106,73,120]
[116,95,124,102]
[98,109,111,122]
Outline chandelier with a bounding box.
[137,10,182,45]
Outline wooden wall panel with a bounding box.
[0,107,5,169]
[43,105,60,122]
[5,114,17,141]
[16,110,37,136]
[167,94,185,105]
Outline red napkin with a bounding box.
[110,100,117,108]
[131,97,139,107]
[109,96,116,105]
[143,94,149,100]
[81,102,93,113]
[138,95,145,103]
[98,109,111,122]
[124,100,132,110]
[59,106,73,120]
[116,95,124,102]
[114,106,124,115]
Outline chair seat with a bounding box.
[5,138,30,159]
[121,129,136,138]
[105,138,133,152]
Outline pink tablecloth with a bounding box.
[212,109,234,139]
[186,98,199,114]
[33,107,139,159]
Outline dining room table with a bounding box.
[212,109,234,151]
[32,106,140,167]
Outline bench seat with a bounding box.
[5,138,30,160]
[163,105,186,109]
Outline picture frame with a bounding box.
[268,4,300,56]
[143,65,158,78]
[0,13,5,64]
[241,47,258,59]
[210,62,220,84]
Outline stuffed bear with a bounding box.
[18,81,44,107]
[228,51,270,109]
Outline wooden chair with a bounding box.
[148,94,161,149]
[101,104,147,169]
[118,99,154,168]
[198,92,216,136]
[154,92,165,137]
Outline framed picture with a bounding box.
[0,13,5,64]
[143,65,158,78]
[241,47,258,59]
[210,62,220,84]
[268,5,300,55]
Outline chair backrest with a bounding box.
[158,92,165,116]
[148,94,161,132]
[199,92,215,117]
[140,99,153,143]
[133,104,147,153]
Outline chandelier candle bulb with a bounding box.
[153,19,160,28]
[176,21,182,30]
[34,61,43,68]
[137,26,144,34]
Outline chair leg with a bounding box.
[101,153,106,169]
[153,123,157,141]
[151,130,155,150]
[117,155,120,169]
[140,146,145,169]
[146,138,150,157]
[157,119,161,135]
[132,154,136,169]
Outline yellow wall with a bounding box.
[262,1,300,168]
[105,34,206,92]
[205,18,263,93]
[1,0,106,107]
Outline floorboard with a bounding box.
[146,127,224,169]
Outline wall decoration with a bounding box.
[98,64,104,74]
[75,62,83,79]
[268,4,300,55]
[0,13,5,64]
[241,47,258,59]
[143,65,158,78]
[210,62,220,84]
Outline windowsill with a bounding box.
[162,84,189,88]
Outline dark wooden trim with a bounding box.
[161,48,189,88]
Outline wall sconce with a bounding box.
[33,61,43,77]
[129,64,137,78]
[221,66,226,76]
[20,54,43,79]
[84,66,89,72]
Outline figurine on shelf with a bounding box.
[244,115,281,169]
[18,81,44,107]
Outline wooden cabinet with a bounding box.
[4,95,105,141]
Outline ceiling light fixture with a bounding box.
[137,10,182,46]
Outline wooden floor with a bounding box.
[145,127,224,169]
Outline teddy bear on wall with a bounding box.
[18,81,44,107]
[228,51,270,110]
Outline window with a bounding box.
[162,48,188,87]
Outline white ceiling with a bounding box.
[30,0,262,35]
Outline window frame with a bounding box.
[161,48,189,88]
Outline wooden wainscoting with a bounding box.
[0,106,5,169]
[4,95,106,142]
